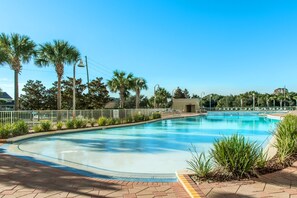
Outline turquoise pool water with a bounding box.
[9,115,279,177]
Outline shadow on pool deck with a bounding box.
[0,153,190,197]
[0,154,120,198]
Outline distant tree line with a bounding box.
[1,33,297,111]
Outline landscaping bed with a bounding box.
[187,114,297,184]
[0,112,162,140]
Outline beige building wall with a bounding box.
[172,98,200,113]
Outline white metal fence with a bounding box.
[0,108,167,125]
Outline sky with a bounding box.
[0,0,297,99]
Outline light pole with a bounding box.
[73,59,85,119]
[85,56,90,93]
[252,93,255,111]
[154,84,160,108]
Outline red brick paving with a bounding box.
[195,161,297,198]
[0,153,190,198]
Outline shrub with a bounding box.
[187,145,212,178]
[126,116,134,123]
[114,118,121,125]
[144,115,150,121]
[0,123,12,139]
[33,125,42,133]
[75,119,83,128]
[56,121,63,130]
[106,118,115,125]
[151,112,161,119]
[133,114,145,122]
[75,116,88,128]
[66,119,75,129]
[89,118,96,127]
[273,115,297,164]
[257,149,268,169]
[211,134,261,178]
[98,116,107,126]
[13,120,29,136]
[40,120,52,132]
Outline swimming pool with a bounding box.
[5,115,279,181]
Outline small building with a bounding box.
[0,92,14,110]
[172,98,200,113]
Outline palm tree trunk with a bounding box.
[14,70,19,110]
[57,75,62,110]
[120,91,125,108]
[136,89,140,109]
[57,75,62,121]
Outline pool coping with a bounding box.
[176,170,206,198]
[4,113,203,143]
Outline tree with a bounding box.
[107,70,134,108]
[125,95,149,108]
[183,89,190,98]
[44,85,57,110]
[133,77,148,109]
[0,33,36,110]
[0,47,8,65]
[151,87,171,108]
[173,87,185,99]
[19,80,46,110]
[60,77,87,109]
[85,77,110,109]
[35,40,80,110]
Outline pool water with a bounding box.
[11,115,278,176]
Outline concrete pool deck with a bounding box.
[0,147,190,198]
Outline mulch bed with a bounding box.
[191,154,297,184]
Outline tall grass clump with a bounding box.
[187,145,212,178]
[0,121,29,138]
[273,115,297,164]
[66,119,75,129]
[98,116,107,126]
[89,118,96,127]
[151,112,161,119]
[211,134,261,178]
[12,120,29,136]
[75,116,88,128]
[256,148,268,169]
[40,120,52,132]
[0,123,12,138]
[56,121,63,130]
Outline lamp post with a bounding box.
[252,93,255,111]
[154,84,160,109]
[73,59,85,119]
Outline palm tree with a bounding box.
[35,40,80,110]
[0,33,36,110]
[0,47,8,65]
[133,77,148,109]
[107,70,134,108]
[268,95,276,108]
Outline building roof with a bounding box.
[0,92,13,100]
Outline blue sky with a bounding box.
[1,0,297,98]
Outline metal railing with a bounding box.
[202,106,297,112]
[0,108,167,125]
